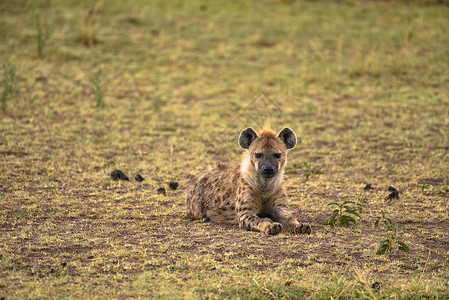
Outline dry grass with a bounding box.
[1,0,448,298]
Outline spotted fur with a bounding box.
[185,127,311,235]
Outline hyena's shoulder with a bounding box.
[190,162,241,191]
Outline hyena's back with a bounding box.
[185,163,241,224]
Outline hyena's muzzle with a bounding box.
[260,157,278,179]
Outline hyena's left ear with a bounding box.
[239,127,258,149]
[277,127,297,149]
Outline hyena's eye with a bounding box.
[255,153,263,159]
[274,153,281,159]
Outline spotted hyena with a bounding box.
[185,127,311,235]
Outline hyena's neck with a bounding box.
[240,155,283,198]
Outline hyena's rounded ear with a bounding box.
[277,127,297,149]
[239,127,258,149]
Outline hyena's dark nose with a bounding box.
[262,165,275,175]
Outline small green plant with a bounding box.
[438,186,449,196]
[373,210,410,255]
[91,67,105,108]
[373,209,393,231]
[286,162,324,180]
[1,63,18,110]
[416,183,431,194]
[376,230,410,255]
[417,184,449,197]
[150,82,164,112]
[30,4,50,58]
[323,200,363,227]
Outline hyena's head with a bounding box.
[239,127,296,180]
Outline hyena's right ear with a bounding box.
[238,127,258,149]
[277,127,297,149]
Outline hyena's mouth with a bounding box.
[261,172,276,179]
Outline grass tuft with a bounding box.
[150,80,164,112]
[1,63,18,110]
[79,1,102,47]
[91,67,105,108]
[29,3,50,58]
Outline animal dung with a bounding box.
[168,181,179,190]
[111,169,129,181]
[135,174,145,182]
[157,187,166,195]
[387,186,399,199]
[371,282,383,290]
[364,183,374,191]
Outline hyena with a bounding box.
[185,127,311,235]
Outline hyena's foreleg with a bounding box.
[236,195,282,235]
[272,197,311,234]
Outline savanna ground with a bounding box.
[1,0,449,298]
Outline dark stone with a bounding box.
[387,186,399,199]
[111,169,129,181]
[35,76,48,82]
[135,174,145,182]
[125,17,139,24]
[388,186,398,192]
[371,281,382,290]
[168,181,179,190]
[157,187,166,195]
[387,191,399,199]
[364,184,374,191]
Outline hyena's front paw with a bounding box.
[262,219,283,235]
[292,223,312,235]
